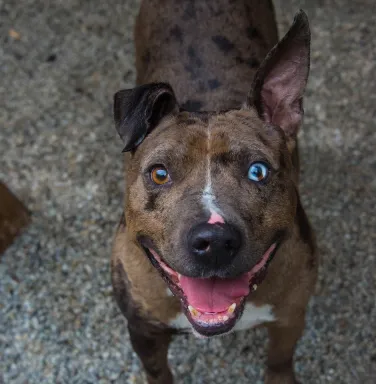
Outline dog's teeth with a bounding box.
[188,305,199,317]
[227,303,236,314]
[253,284,258,291]
[178,274,181,281]
[223,315,229,321]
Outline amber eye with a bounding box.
[150,166,171,185]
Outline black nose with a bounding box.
[188,223,242,267]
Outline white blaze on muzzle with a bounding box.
[202,125,225,224]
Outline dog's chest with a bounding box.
[168,302,276,331]
[233,303,275,330]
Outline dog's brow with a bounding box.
[211,146,279,170]
[141,147,177,169]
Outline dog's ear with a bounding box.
[248,10,310,137]
[114,83,179,152]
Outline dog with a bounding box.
[111,1,317,383]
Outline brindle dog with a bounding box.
[111,1,317,383]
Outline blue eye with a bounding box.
[248,162,269,182]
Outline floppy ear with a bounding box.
[248,10,310,137]
[114,83,179,152]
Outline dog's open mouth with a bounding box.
[140,241,277,336]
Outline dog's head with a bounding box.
[114,11,310,336]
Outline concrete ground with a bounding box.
[0,0,375,383]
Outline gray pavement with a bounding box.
[0,0,375,383]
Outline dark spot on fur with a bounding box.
[246,26,262,40]
[142,50,151,66]
[236,56,260,69]
[207,2,224,16]
[145,193,158,211]
[170,25,183,43]
[213,152,232,166]
[183,64,196,77]
[182,2,196,20]
[184,46,203,78]
[187,46,202,66]
[198,81,206,92]
[296,198,315,254]
[212,35,235,53]
[181,100,203,112]
[208,79,221,90]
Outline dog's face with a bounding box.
[114,12,310,336]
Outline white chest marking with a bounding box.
[168,312,191,329]
[233,303,276,331]
[168,303,276,331]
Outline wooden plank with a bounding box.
[0,182,31,256]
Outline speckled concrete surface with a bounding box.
[0,0,375,383]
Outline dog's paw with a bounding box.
[265,369,300,384]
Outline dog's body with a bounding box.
[111,1,317,383]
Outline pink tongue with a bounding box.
[179,274,250,312]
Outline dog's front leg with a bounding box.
[128,325,173,384]
[265,317,306,384]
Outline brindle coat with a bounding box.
[111,1,317,383]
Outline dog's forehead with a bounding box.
[138,109,283,165]
[208,109,282,151]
